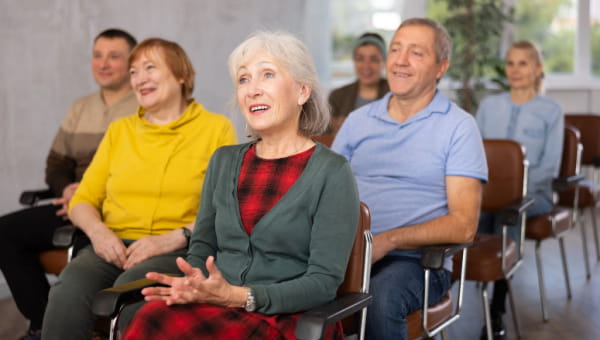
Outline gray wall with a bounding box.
[0,0,330,215]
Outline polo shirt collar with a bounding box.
[370,90,451,125]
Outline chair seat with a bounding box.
[38,249,68,275]
[452,234,517,282]
[558,181,600,208]
[406,291,452,340]
[526,207,571,240]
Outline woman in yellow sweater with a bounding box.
[41,38,237,340]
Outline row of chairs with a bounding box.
[18,114,600,339]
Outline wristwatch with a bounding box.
[181,227,191,246]
[245,288,256,312]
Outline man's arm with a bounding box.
[45,149,77,197]
[372,175,482,263]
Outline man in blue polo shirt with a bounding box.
[332,17,488,340]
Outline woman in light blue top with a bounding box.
[476,40,564,339]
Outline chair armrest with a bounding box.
[420,243,472,270]
[295,292,372,340]
[92,275,181,318]
[500,196,535,226]
[19,189,54,206]
[553,174,585,191]
[52,225,84,248]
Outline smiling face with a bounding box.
[354,44,385,87]
[92,37,131,91]
[235,51,310,138]
[129,49,184,113]
[386,24,448,102]
[505,47,542,92]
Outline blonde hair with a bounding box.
[227,31,329,139]
[509,40,544,93]
[129,38,195,99]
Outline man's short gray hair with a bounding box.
[399,17,452,63]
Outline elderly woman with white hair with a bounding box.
[122,30,360,340]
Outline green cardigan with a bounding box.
[188,142,360,314]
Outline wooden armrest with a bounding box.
[295,292,372,340]
[420,243,471,270]
[19,189,54,206]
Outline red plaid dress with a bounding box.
[122,144,343,340]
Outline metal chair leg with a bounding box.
[358,307,367,340]
[591,208,600,261]
[440,328,449,340]
[558,236,572,299]
[481,282,493,340]
[579,209,592,279]
[506,279,521,339]
[534,240,549,322]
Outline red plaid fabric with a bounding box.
[122,144,345,339]
[238,144,315,235]
[122,301,343,340]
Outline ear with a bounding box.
[535,63,544,77]
[297,83,312,106]
[435,59,450,80]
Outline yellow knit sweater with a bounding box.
[69,100,237,239]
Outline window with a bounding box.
[513,0,577,74]
[330,0,599,89]
[591,1,600,76]
[329,0,425,88]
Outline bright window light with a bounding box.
[372,12,401,30]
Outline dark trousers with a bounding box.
[0,204,70,330]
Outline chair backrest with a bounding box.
[313,135,334,148]
[481,139,527,212]
[337,202,371,296]
[336,202,372,336]
[565,114,600,166]
[559,125,582,178]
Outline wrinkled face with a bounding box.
[91,37,131,91]
[354,44,385,87]
[129,50,183,113]
[386,25,448,101]
[235,51,310,137]
[505,48,542,91]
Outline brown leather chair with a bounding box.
[19,189,69,275]
[559,114,600,273]
[92,203,374,340]
[313,135,335,148]
[525,125,584,322]
[453,139,534,340]
[406,244,469,340]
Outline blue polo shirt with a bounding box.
[476,93,563,215]
[332,91,487,260]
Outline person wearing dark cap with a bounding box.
[327,32,389,135]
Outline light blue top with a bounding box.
[476,92,564,215]
[332,91,488,264]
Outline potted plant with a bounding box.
[430,0,513,114]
